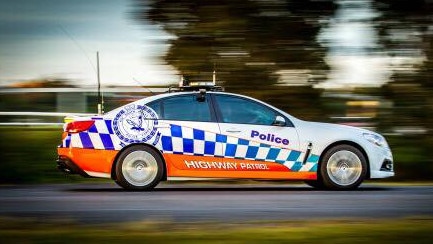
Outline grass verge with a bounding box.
[0,217,432,243]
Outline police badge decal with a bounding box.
[113,104,159,144]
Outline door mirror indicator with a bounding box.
[273,116,286,126]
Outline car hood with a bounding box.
[305,121,372,134]
[293,119,384,144]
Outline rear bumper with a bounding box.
[56,155,89,177]
[57,147,118,179]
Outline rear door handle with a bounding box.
[226,130,241,133]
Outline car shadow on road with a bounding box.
[66,185,392,193]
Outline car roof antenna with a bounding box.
[133,78,156,96]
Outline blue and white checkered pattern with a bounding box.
[61,120,319,172]
[62,119,122,150]
[160,124,319,172]
[160,124,224,157]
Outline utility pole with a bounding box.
[213,63,216,85]
[96,51,103,115]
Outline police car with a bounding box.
[57,82,394,190]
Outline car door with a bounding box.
[212,93,306,179]
[147,93,226,178]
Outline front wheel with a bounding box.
[319,144,367,190]
[115,145,164,190]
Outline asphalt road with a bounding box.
[0,183,432,223]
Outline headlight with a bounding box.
[363,133,387,147]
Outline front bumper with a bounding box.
[367,144,395,179]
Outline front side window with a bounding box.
[147,94,212,122]
[214,94,280,125]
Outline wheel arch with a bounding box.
[318,140,370,179]
[110,143,167,181]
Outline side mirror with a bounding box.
[273,115,286,126]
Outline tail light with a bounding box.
[65,120,95,133]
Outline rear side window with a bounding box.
[147,100,161,117]
[147,94,212,122]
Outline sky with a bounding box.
[0,0,178,87]
[0,0,423,89]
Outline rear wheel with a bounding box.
[319,144,367,190]
[115,145,164,190]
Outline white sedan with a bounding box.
[57,86,394,190]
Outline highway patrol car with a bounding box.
[57,83,394,190]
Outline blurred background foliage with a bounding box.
[141,0,335,87]
[0,0,432,183]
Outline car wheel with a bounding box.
[115,145,164,190]
[320,144,367,190]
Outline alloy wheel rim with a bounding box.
[122,151,158,186]
[326,150,362,186]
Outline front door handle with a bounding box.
[226,130,241,133]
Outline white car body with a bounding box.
[57,90,394,190]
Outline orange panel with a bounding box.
[58,147,118,174]
[57,148,316,180]
[164,154,316,180]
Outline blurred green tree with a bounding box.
[376,0,433,177]
[375,0,432,127]
[136,0,336,88]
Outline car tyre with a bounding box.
[320,144,367,190]
[115,145,164,190]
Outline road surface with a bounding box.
[0,183,432,223]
